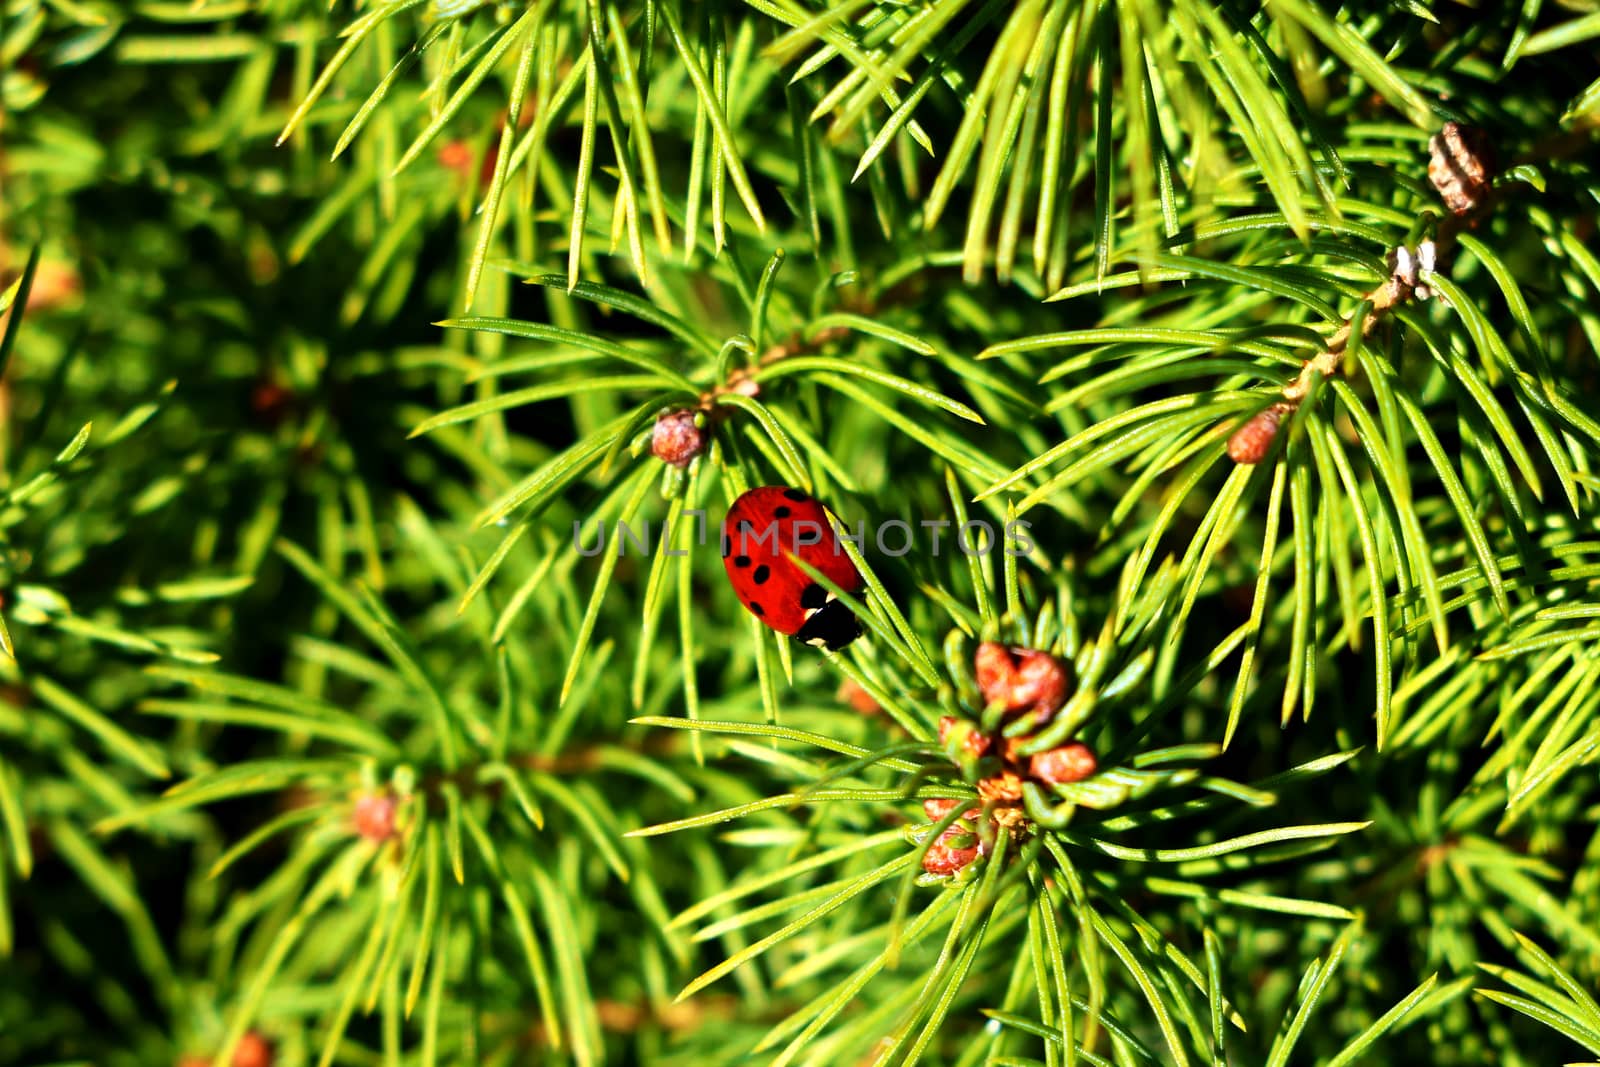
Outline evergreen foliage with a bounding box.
[3,1,1600,1064]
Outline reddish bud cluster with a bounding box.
[650,409,704,468]
[918,644,1101,872]
[1428,122,1496,216]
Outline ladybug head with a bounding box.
[796,597,862,651]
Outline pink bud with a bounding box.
[353,792,397,843]
[650,409,704,468]
[1029,742,1098,786]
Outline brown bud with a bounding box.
[938,714,992,759]
[278,783,319,813]
[18,259,80,312]
[352,792,397,843]
[921,836,979,875]
[975,643,1072,720]
[1029,742,1098,786]
[1013,651,1070,716]
[837,678,879,715]
[1227,403,1293,465]
[250,380,294,427]
[974,642,1012,700]
[1428,122,1496,216]
[977,770,1025,804]
[992,806,1029,833]
[232,1032,274,1067]
[177,1032,274,1067]
[437,139,475,178]
[650,409,704,468]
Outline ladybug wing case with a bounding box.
[721,486,864,651]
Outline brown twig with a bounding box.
[1229,122,1502,462]
[697,323,853,411]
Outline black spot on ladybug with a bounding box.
[739,519,756,533]
[750,601,765,616]
[721,533,731,558]
[752,565,770,585]
[775,506,791,518]
[783,488,808,501]
[800,583,828,609]
[734,555,751,568]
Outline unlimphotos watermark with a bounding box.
[573,513,1037,558]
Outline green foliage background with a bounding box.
[3,0,1600,1064]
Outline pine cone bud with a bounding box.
[352,791,397,843]
[1428,122,1496,216]
[938,714,993,759]
[1227,403,1293,465]
[1029,742,1098,786]
[650,409,704,468]
[974,643,1071,720]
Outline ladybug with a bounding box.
[721,486,863,650]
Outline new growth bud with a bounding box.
[1227,403,1294,465]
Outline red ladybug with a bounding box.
[721,486,863,650]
